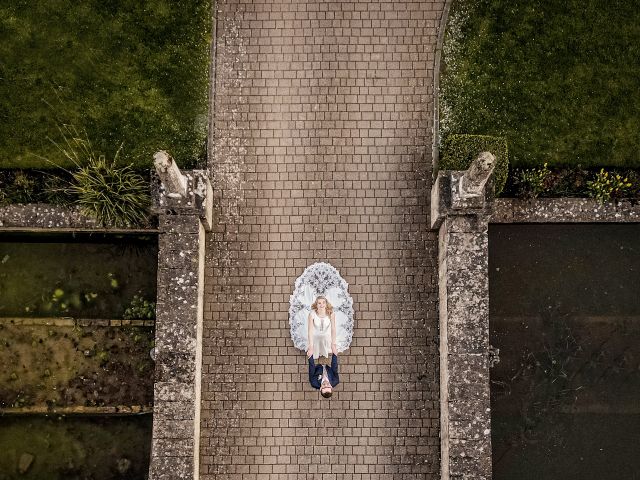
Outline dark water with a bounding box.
[489,224,640,480]
[0,414,152,479]
[490,224,640,316]
[0,232,158,318]
[492,414,640,480]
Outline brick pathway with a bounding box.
[202,1,444,478]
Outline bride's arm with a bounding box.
[330,312,337,348]
[307,312,314,356]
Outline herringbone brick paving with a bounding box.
[202,1,444,478]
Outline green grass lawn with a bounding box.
[0,0,211,169]
[440,0,640,168]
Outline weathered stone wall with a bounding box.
[431,164,494,480]
[202,0,445,478]
[151,214,204,480]
[438,215,491,480]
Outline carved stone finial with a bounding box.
[153,150,187,197]
[458,151,496,199]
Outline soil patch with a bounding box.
[0,324,154,409]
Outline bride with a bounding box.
[307,296,336,360]
[289,262,354,358]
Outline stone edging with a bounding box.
[0,317,155,327]
[491,198,640,223]
[0,202,158,232]
[0,204,99,229]
[0,405,153,415]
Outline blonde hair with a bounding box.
[311,296,333,316]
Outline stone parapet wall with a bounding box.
[151,214,204,480]
[437,213,492,480]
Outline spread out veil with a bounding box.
[289,262,354,354]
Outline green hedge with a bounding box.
[0,0,212,169]
[439,134,509,195]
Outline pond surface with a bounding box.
[489,224,640,480]
[0,414,151,479]
[0,232,158,319]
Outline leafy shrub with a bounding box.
[586,168,633,203]
[539,168,590,198]
[513,163,551,198]
[123,294,156,320]
[503,166,640,200]
[11,171,38,203]
[0,169,71,205]
[625,170,640,198]
[0,169,74,206]
[43,173,74,205]
[0,170,38,204]
[439,134,509,195]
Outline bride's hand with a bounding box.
[331,343,338,355]
[307,347,313,357]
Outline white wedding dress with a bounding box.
[289,262,355,358]
[310,310,332,360]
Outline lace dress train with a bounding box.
[289,262,355,355]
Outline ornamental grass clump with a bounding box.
[69,157,150,227]
[48,125,151,227]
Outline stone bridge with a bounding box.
[202,0,446,478]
